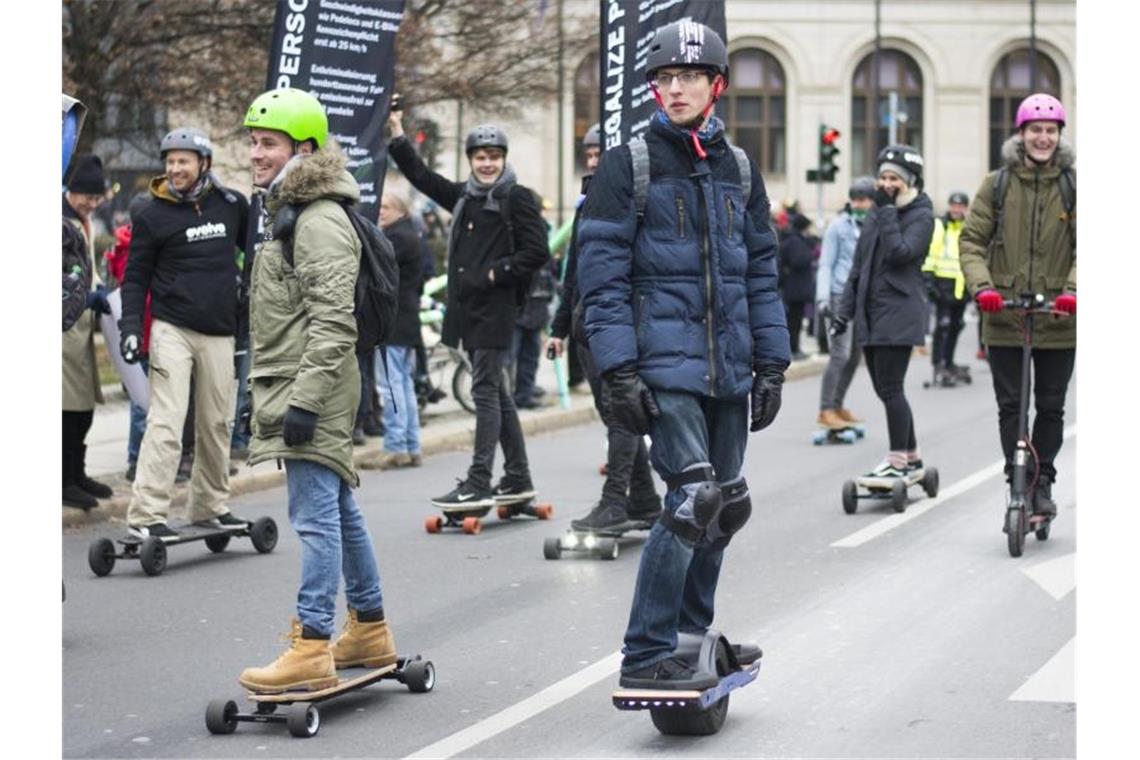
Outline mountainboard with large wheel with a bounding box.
[424,492,554,535]
[87,518,278,577]
[841,467,939,514]
[544,516,655,561]
[612,630,761,736]
[205,656,435,739]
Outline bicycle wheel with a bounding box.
[452,351,476,414]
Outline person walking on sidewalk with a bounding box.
[832,145,935,479]
[579,20,789,690]
[922,191,971,386]
[959,93,1076,518]
[779,213,816,361]
[120,128,249,540]
[62,153,112,510]
[548,123,663,532]
[238,88,397,692]
[386,105,550,510]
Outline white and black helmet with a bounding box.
[876,144,924,187]
[465,124,508,157]
[160,127,212,159]
[583,123,601,149]
[645,19,730,85]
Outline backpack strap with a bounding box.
[989,167,1010,257]
[729,144,751,202]
[628,137,650,220]
[1058,167,1076,216]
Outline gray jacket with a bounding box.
[816,210,861,304]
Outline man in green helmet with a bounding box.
[237,88,397,693]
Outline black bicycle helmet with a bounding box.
[465,124,508,157]
[644,19,729,85]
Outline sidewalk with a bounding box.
[64,352,827,529]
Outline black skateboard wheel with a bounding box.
[88,538,116,577]
[403,659,435,693]
[204,533,231,554]
[140,537,167,576]
[543,537,562,560]
[841,481,858,515]
[890,480,907,513]
[922,467,940,498]
[286,702,319,738]
[250,517,278,554]
[205,699,238,734]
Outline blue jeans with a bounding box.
[127,357,150,464]
[285,459,384,636]
[231,348,251,449]
[378,345,421,455]
[621,390,748,672]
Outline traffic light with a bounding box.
[818,125,840,182]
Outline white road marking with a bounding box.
[1009,637,1076,703]
[832,426,1076,548]
[403,652,622,759]
[1022,552,1076,600]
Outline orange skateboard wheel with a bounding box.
[424,515,443,534]
[497,505,511,521]
[462,516,482,535]
[533,504,554,520]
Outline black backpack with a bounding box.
[276,200,399,354]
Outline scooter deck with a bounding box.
[247,663,398,703]
[612,662,761,711]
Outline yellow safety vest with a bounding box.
[923,217,966,300]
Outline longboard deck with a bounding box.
[248,663,398,703]
[567,519,655,538]
[856,468,925,490]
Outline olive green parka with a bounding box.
[959,134,1076,348]
[247,145,362,486]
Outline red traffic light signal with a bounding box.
[822,127,840,146]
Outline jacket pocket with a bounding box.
[675,196,687,238]
[251,374,295,438]
[992,272,1017,298]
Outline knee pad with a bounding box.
[660,465,719,542]
[705,477,751,549]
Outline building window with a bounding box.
[573,51,599,171]
[851,50,924,176]
[721,48,786,176]
[989,49,1061,169]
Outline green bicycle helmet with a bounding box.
[243,88,328,149]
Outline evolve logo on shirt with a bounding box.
[186,221,228,243]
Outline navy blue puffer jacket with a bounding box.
[577,115,790,400]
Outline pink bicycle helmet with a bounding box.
[1015,93,1066,129]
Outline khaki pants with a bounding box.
[128,320,235,525]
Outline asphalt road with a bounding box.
[63,353,1076,758]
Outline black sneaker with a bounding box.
[492,479,536,502]
[128,522,180,542]
[352,425,366,446]
[1033,479,1057,517]
[907,459,924,473]
[628,495,663,524]
[62,484,98,510]
[571,501,630,532]
[619,655,718,691]
[195,511,248,531]
[125,462,137,482]
[431,480,494,509]
[76,474,113,499]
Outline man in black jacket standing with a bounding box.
[120,127,249,540]
[386,106,550,508]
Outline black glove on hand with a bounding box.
[86,285,111,315]
[750,365,786,433]
[601,365,660,435]
[118,318,142,364]
[872,187,895,207]
[282,406,319,447]
[829,316,849,337]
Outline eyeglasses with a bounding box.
[651,70,708,89]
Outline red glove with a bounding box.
[976,289,1004,313]
[1054,293,1076,315]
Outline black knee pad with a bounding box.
[705,478,751,549]
[660,465,719,542]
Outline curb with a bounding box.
[65,357,826,530]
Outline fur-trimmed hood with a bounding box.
[266,140,359,212]
[1001,133,1076,170]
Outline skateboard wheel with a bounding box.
[533,503,554,520]
[462,516,482,535]
[890,480,907,513]
[841,481,858,515]
[205,699,238,734]
[403,659,435,693]
[204,534,231,554]
[286,702,319,738]
[543,537,562,560]
[597,538,619,560]
[497,505,511,521]
[140,537,167,577]
[838,430,857,444]
[812,431,824,446]
[88,538,116,577]
[598,463,607,476]
[250,517,278,554]
[922,467,940,498]
[424,515,443,534]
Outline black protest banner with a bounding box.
[266,0,405,218]
[597,0,726,149]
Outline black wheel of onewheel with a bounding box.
[650,640,731,736]
[205,699,238,734]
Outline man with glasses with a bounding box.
[578,19,789,690]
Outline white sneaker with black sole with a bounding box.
[431,480,494,509]
[128,522,180,542]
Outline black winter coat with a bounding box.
[388,136,550,350]
[384,215,425,347]
[779,231,816,304]
[838,192,934,346]
[122,179,249,336]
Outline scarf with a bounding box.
[653,110,726,159]
[447,164,518,258]
[166,170,215,204]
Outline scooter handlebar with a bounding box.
[1001,294,1065,315]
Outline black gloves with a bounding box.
[86,285,111,315]
[283,406,319,447]
[872,187,895,207]
[829,316,849,337]
[601,365,659,435]
[119,318,142,364]
[750,364,786,432]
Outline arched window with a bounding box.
[573,51,599,171]
[989,49,1061,169]
[721,48,786,175]
[851,50,924,176]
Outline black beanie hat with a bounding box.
[67,154,106,195]
[791,213,812,232]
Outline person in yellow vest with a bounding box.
[922,191,970,386]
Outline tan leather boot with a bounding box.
[817,409,847,430]
[238,619,337,693]
[837,408,862,424]
[330,609,398,669]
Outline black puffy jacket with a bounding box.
[383,215,425,347]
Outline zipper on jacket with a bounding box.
[725,196,734,236]
[701,191,717,396]
[1028,170,1039,296]
[675,197,687,238]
